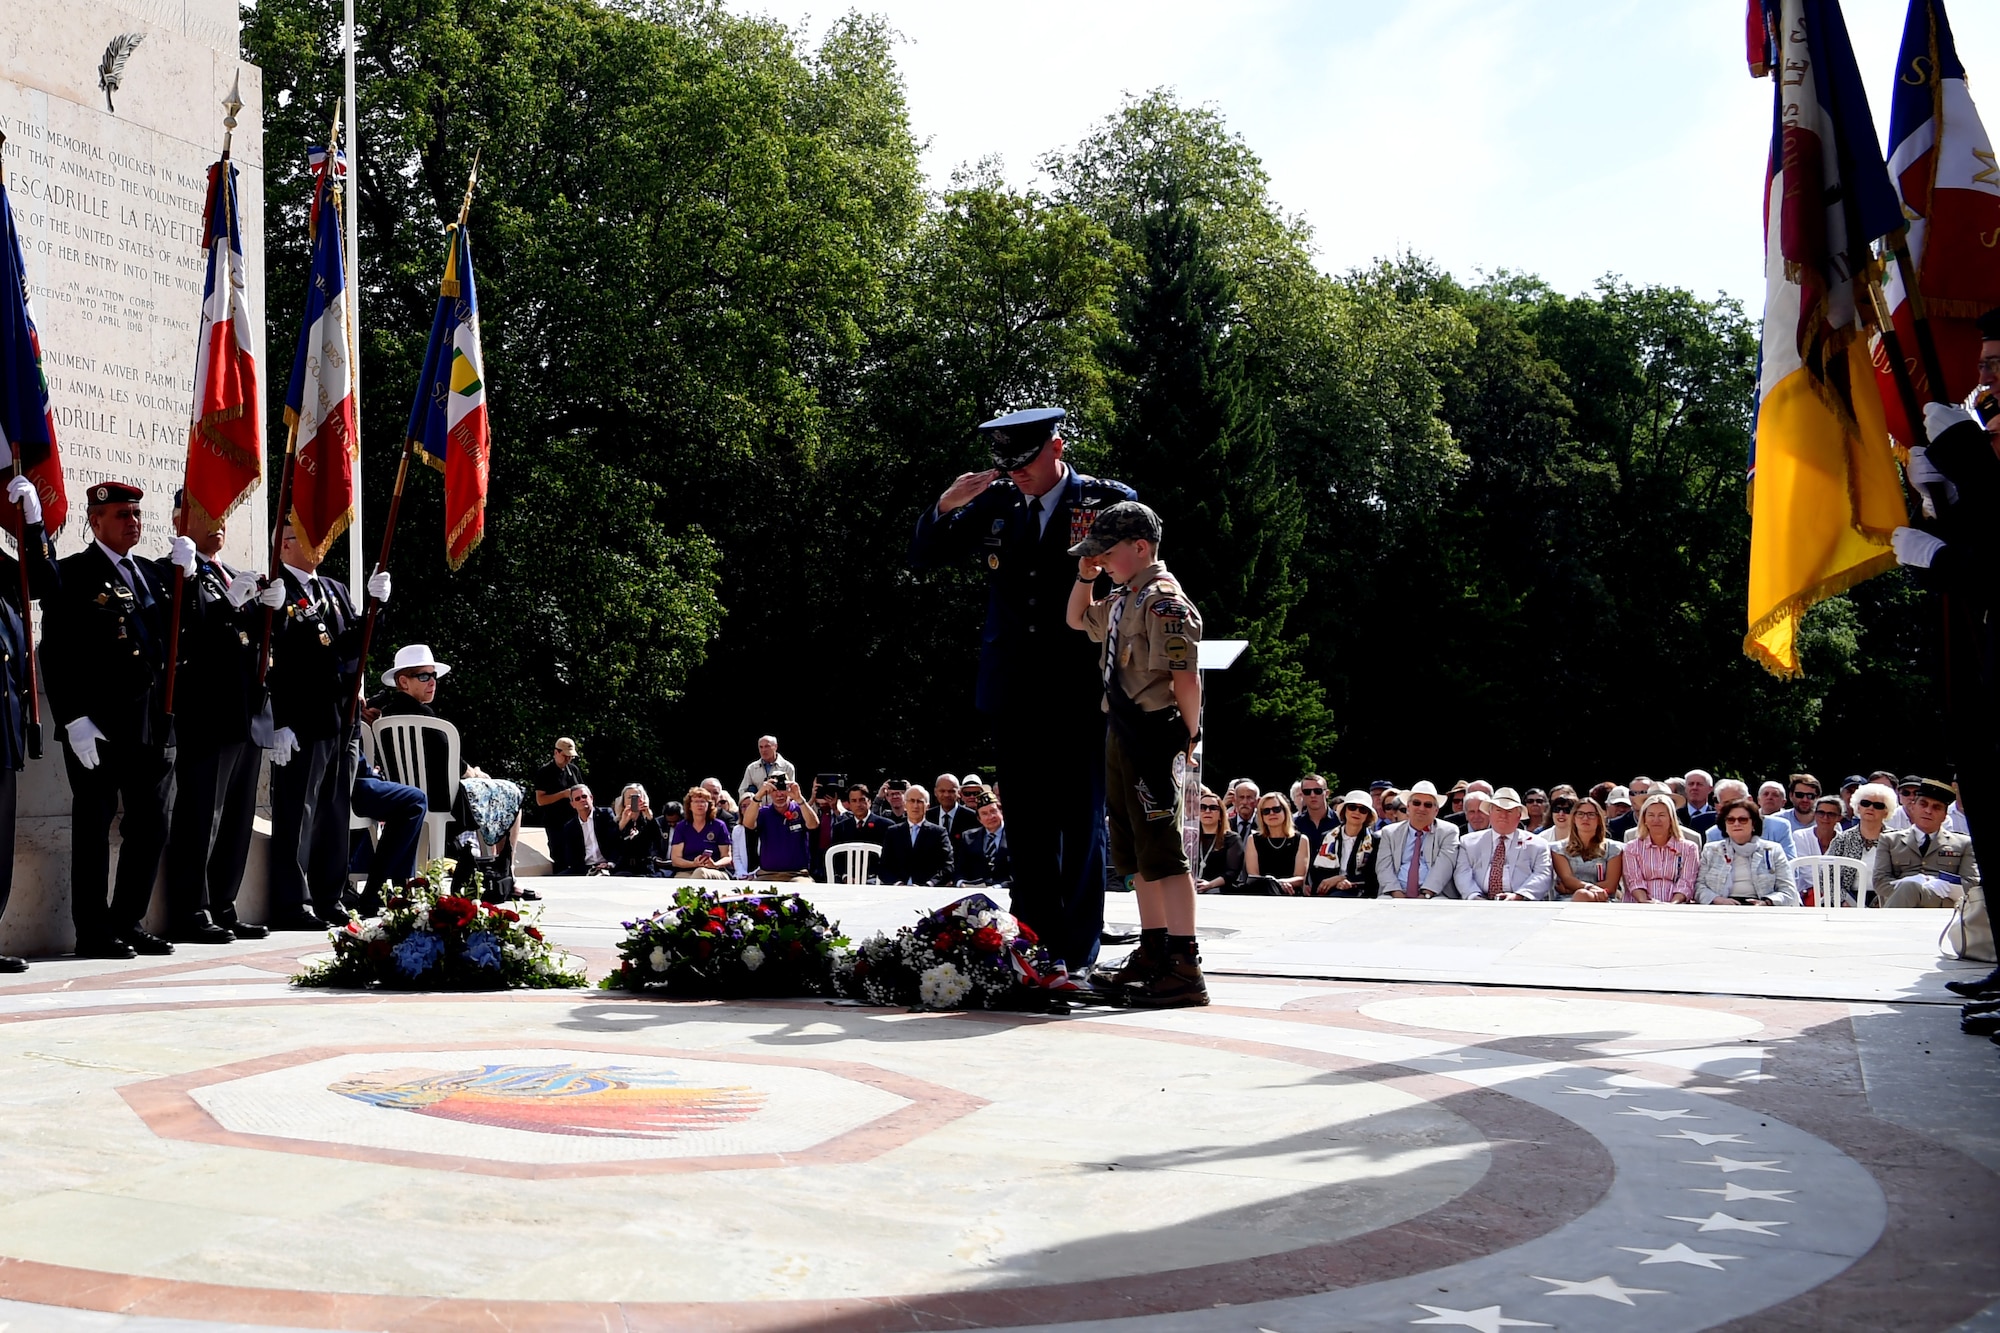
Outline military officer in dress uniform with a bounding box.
[41,481,175,958]
[158,491,285,941]
[909,407,1135,971]
[0,476,61,970]
[265,524,389,928]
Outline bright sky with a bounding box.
[735,0,2000,311]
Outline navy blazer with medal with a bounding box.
[151,554,274,747]
[0,523,58,769]
[909,467,1135,714]
[42,540,171,748]
[267,567,367,742]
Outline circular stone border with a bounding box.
[0,993,1613,1331]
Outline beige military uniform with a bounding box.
[1080,562,1203,880]
[1079,562,1203,710]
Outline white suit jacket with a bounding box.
[1453,827,1554,900]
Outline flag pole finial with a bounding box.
[221,72,243,158]
[456,148,481,229]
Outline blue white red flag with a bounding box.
[405,223,489,569]
[0,165,68,536]
[181,157,260,540]
[283,144,357,561]
[1744,0,1907,676]
[1873,0,2000,447]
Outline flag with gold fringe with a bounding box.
[1744,0,1910,677]
[181,154,260,540]
[282,144,357,562]
[405,223,488,569]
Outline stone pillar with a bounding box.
[0,0,266,955]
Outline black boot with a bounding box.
[1090,928,1166,999]
[1127,936,1210,1009]
[1945,969,2000,998]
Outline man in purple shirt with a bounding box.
[742,776,818,881]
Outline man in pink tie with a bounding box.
[1375,780,1460,899]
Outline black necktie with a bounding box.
[1027,496,1042,536]
[1920,833,1932,858]
[984,831,998,861]
[119,557,155,610]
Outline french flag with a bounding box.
[1874,0,2000,447]
[0,165,68,536]
[182,157,261,537]
[282,146,357,560]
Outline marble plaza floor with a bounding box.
[1,881,1998,1331]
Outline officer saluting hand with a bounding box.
[909,407,1135,972]
[41,481,175,958]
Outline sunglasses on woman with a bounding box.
[1199,803,1221,812]
[1857,799,1889,810]
[1260,806,1285,816]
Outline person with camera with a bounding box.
[741,774,817,882]
[608,783,665,876]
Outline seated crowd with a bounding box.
[533,741,1979,911]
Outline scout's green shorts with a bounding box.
[1106,719,1191,882]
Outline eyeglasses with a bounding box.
[407,671,438,683]
[1407,799,1436,809]
[1384,803,1405,813]
[1300,787,1324,796]
[1724,815,1754,825]
[1199,803,1221,811]
[1260,807,1285,816]
[1526,796,1547,804]
[1791,790,1817,801]
[1980,357,2000,375]
[1550,800,1575,813]
[1857,799,1889,810]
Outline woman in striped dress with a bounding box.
[1619,793,1699,903]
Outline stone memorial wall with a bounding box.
[0,0,267,953]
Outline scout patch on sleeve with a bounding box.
[1163,635,1191,669]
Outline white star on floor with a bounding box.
[1667,1211,1788,1235]
[1409,1305,1551,1331]
[1659,1129,1749,1145]
[1617,1106,1706,1121]
[1727,1071,1777,1082]
[1530,1274,1668,1305]
[1619,1242,1743,1269]
[1683,1155,1788,1173]
[1691,1183,1796,1203]
[1410,1053,1482,1063]
[1561,1085,1639,1099]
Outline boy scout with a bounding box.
[1065,501,1206,1007]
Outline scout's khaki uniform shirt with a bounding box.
[1079,561,1203,710]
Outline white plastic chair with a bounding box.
[346,726,380,887]
[1790,855,1870,907]
[369,715,462,864]
[824,842,879,885]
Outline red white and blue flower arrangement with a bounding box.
[599,886,848,996]
[292,860,587,990]
[831,893,1070,1010]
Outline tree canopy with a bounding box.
[241,3,1947,797]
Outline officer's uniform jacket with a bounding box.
[154,554,272,746]
[0,524,56,770]
[1872,825,1981,901]
[266,567,363,742]
[909,466,1134,714]
[42,541,170,747]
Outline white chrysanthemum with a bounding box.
[741,944,766,972]
[919,962,970,1009]
[657,908,683,929]
[992,912,1019,936]
[648,946,669,973]
[359,920,385,942]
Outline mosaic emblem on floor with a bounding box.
[328,1063,765,1138]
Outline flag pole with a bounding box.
[0,131,40,761]
[165,74,246,725]
[343,0,363,615]
[343,152,479,733]
[1885,228,1953,403]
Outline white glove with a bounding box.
[269,726,298,766]
[1891,525,1946,569]
[1905,445,1960,506]
[224,570,260,608]
[7,475,42,526]
[168,534,198,575]
[258,578,286,609]
[1923,401,1980,442]
[65,717,105,769]
[366,570,391,603]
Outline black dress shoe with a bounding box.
[75,936,137,959]
[169,921,237,945]
[1963,998,2000,1017]
[1945,972,2000,998]
[118,929,174,956]
[1963,1013,2000,1037]
[0,955,25,972]
[222,919,270,940]
[267,911,331,932]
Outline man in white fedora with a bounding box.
[1373,780,1461,898]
